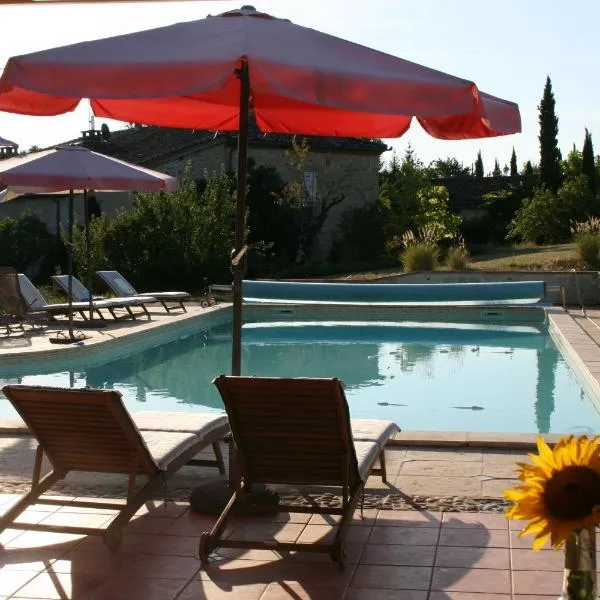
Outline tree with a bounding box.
[474,151,484,178]
[73,163,236,291]
[278,138,350,265]
[427,157,471,179]
[538,76,562,192]
[582,128,597,194]
[492,159,502,177]
[510,148,518,177]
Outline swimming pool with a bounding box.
[0,306,598,434]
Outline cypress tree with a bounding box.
[492,159,502,177]
[582,128,597,194]
[474,151,484,178]
[510,148,518,177]
[538,76,562,193]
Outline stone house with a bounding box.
[436,175,524,221]
[0,123,387,261]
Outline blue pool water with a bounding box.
[0,316,598,434]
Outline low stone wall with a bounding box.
[373,271,600,307]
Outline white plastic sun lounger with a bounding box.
[52,274,159,320]
[96,270,190,313]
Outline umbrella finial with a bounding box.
[240,5,257,11]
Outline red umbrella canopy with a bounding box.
[0,145,179,192]
[0,5,520,139]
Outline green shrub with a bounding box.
[0,210,61,280]
[575,233,600,269]
[401,243,438,272]
[446,246,470,270]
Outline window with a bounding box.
[303,171,318,206]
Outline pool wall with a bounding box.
[243,303,547,325]
[0,306,230,376]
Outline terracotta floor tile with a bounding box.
[441,513,508,530]
[345,590,427,600]
[89,576,189,600]
[297,524,371,545]
[11,570,106,599]
[5,531,84,551]
[127,516,178,535]
[177,580,268,600]
[308,509,378,527]
[431,567,511,593]
[212,548,287,562]
[260,513,313,525]
[258,581,346,599]
[512,569,564,595]
[0,528,24,546]
[118,532,199,557]
[512,596,561,599]
[114,554,200,579]
[375,510,442,528]
[164,513,217,536]
[351,564,432,590]
[0,570,39,597]
[38,512,114,530]
[135,500,188,519]
[0,544,65,572]
[438,528,509,548]
[50,550,126,575]
[511,548,564,571]
[510,530,552,550]
[284,543,363,565]
[368,526,439,546]
[360,544,435,567]
[435,546,510,569]
[429,594,511,600]
[226,522,305,543]
[198,559,354,588]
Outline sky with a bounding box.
[0,0,598,173]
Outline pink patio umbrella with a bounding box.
[0,145,178,340]
[0,4,521,369]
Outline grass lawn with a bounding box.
[469,243,580,271]
[336,243,582,281]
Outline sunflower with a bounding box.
[504,435,600,550]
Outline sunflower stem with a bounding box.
[559,528,597,600]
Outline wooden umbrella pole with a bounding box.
[67,189,74,339]
[84,190,94,320]
[231,59,250,377]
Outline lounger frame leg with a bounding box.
[199,487,239,562]
[369,449,388,483]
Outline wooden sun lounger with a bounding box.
[96,270,190,313]
[0,268,51,333]
[199,376,399,569]
[0,385,230,551]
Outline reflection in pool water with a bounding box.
[0,320,598,434]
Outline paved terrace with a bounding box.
[0,304,599,598]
